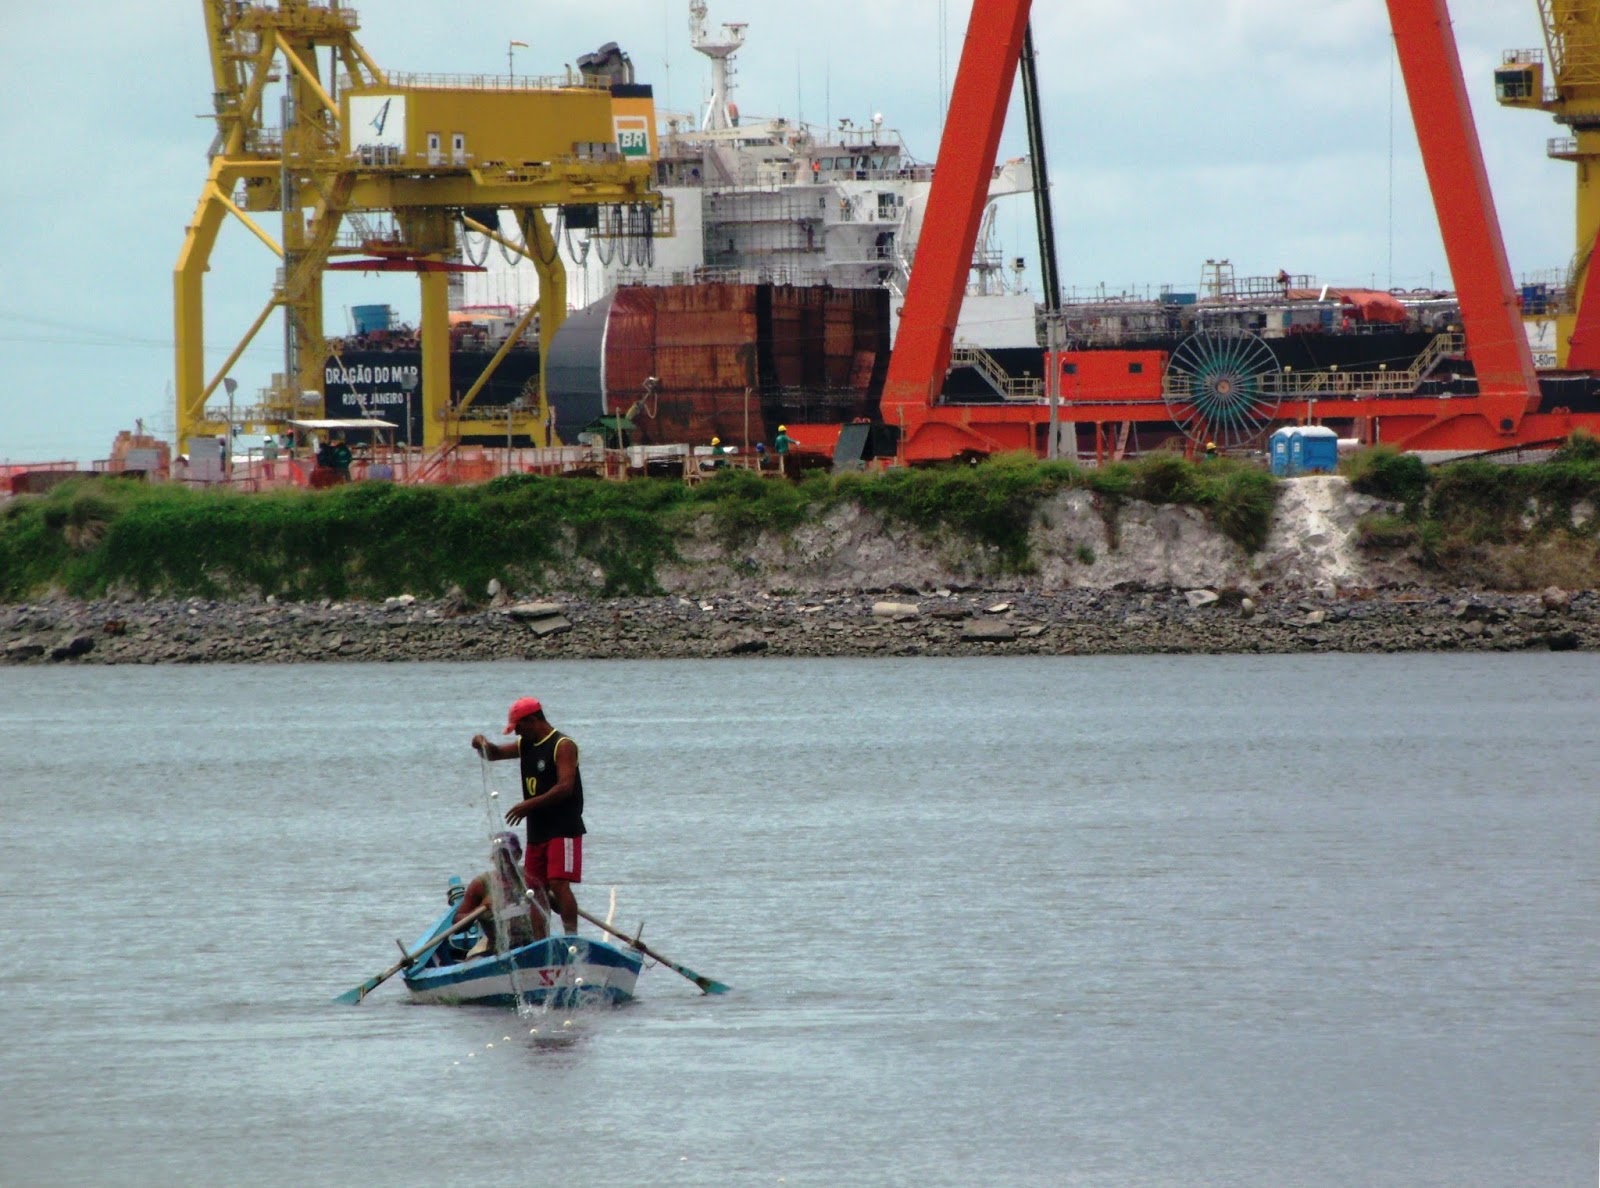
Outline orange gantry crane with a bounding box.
[803,0,1600,463]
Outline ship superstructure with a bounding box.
[459,2,1039,351]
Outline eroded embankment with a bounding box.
[2,475,1595,662]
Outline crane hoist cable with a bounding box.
[497,218,525,266]
[460,223,491,268]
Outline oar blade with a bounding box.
[664,959,730,995]
[332,970,389,1005]
[574,907,730,995]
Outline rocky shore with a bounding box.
[2,584,1592,665]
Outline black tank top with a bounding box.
[518,729,586,844]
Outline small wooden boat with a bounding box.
[401,902,644,1008]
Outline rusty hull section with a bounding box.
[607,283,888,445]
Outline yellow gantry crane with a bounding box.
[176,0,659,452]
[1496,1,1600,368]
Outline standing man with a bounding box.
[472,697,585,935]
[331,437,353,482]
[261,434,279,482]
[774,424,795,478]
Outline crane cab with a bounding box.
[1494,53,1545,110]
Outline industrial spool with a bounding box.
[1162,329,1283,450]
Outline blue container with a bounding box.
[352,304,393,335]
[1269,429,1292,476]
[1270,426,1339,476]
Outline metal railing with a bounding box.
[612,265,835,287]
[1264,333,1465,398]
[950,346,1044,401]
[360,71,606,92]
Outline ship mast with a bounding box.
[689,1,746,131]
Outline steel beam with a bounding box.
[1386,0,1539,426]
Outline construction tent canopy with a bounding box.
[288,419,398,432]
[288,418,398,447]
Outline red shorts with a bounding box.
[524,836,582,884]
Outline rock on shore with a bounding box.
[2,476,1593,662]
[0,586,1592,664]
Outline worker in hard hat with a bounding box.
[709,435,727,470]
[774,424,795,478]
[1204,440,1218,461]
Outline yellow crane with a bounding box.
[176,0,659,452]
[1496,1,1600,367]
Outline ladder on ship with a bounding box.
[408,439,460,485]
[949,345,1044,401]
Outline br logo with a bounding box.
[614,116,650,158]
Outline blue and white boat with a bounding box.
[401,902,644,1008]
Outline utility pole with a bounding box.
[1045,312,1061,459]
[223,377,238,478]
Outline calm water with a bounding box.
[1,655,1596,1187]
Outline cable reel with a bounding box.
[1162,329,1282,450]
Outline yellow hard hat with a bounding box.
[711,436,721,445]
[778,424,787,431]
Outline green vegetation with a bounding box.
[1355,512,1420,551]
[1344,446,1430,512]
[0,453,1286,601]
[1344,435,1600,588]
[8,441,1596,601]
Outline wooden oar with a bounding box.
[575,906,730,995]
[333,905,489,1005]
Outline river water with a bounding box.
[1,655,1595,1187]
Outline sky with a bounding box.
[0,0,1569,461]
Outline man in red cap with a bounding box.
[472,698,586,935]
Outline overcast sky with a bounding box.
[0,0,1567,460]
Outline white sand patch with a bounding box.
[1254,476,1383,593]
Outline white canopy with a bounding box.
[288,418,397,431]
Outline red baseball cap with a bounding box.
[503,697,543,733]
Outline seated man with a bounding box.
[452,832,545,958]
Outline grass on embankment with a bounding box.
[1347,433,1600,589]
[0,453,1278,601]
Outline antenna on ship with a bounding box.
[689,0,747,132]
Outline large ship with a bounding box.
[458,2,1038,349]
[214,0,1587,470]
[440,5,1560,457]
[321,1,1039,450]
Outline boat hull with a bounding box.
[403,927,643,1008]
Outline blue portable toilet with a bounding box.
[1270,426,1339,476]
[1296,426,1339,473]
[1269,428,1292,475]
